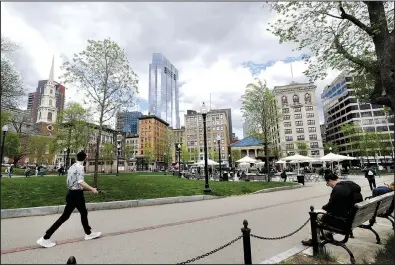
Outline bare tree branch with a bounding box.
[339,2,374,36]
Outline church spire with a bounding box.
[48,55,55,83]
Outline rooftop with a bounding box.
[139,115,170,127]
[230,136,263,147]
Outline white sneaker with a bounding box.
[85,231,101,240]
[37,237,56,248]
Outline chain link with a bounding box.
[251,218,311,240]
[177,235,243,264]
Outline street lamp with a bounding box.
[63,148,67,169]
[177,143,182,177]
[216,134,222,180]
[0,125,9,178]
[164,152,167,175]
[116,133,122,176]
[201,102,211,193]
[329,146,332,152]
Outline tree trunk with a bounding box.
[94,119,103,188]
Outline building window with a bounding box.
[305,93,311,103]
[283,115,290,120]
[282,108,289,113]
[295,121,303,126]
[309,134,318,140]
[47,112,53,122]
[294,114,302,119]
[296,128,304,133]
[306,113,314,118]
[282,96,288,105]
[361,111,372,117]
[285,136,293,141]
[297,135,305,140]
[310,142,319,148]
[308,127,316,133]
[293,94,299,103]
[285,129,292,134]
[284,122,291,127]
[306,106,313,111]
[286,144,294,149]
[307,120,315,125]
[294,107,301,112]
[311,150,319,156]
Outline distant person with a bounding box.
[25,167,31,178]
[302,173,363,246]
[365,167,376,191]
[6,165,13,178]
[280,170,287,182]
[37,151,101,248]
[35,165,39,177]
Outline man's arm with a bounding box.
[76,166,98,193]
[322,186,345,212]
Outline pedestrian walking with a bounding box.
[35,165,39,177]
[25,167,31,178]
[280,169,287,182]
[37,151,101,248]
[365,167,376,191]
[6,165,13,178]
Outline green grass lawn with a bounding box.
[1,173,295,209]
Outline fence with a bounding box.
[65,218,311,264]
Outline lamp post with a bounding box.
[116,133,122,176]
[201,102,211,193]
[228,153,231,168]
[164,152,167,175]
[0,125,9,178]
[177,143,182,176]
[216,134,222,180]
[63,148,67,171]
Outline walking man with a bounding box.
[365,167,377,191]
[37,151,101,248]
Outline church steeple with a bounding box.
[48,55,55,83]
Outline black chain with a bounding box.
[251,218,310,240]
[177,235,243,264]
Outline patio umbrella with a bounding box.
[281,154,315,175]
[236,155,257,163]
[195,159,219,166]
[320,153,357,172]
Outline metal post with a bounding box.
[0,130,6,178]
[241,219,252,264]
[116,149,119,176]
[309,206,319,256]
[202,112,211,193]
[218,139,221,180]
[178,147,181,177]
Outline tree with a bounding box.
[53,102,91,168]
[102,142,114,173]
[295,141,309,156]
[143,144,155,165]
[181,145,190,165]
[61,38,139,187]
[190,147,200,162]
[3,132,20,160]
[28,135,53,165]
[1,35,24,108]
[241,78,281,177]
[324,142,340,154]
[231,149,242,165]
[268,2,394,112]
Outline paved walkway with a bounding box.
[1,175,393,264]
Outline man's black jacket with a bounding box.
[321,181,363,229]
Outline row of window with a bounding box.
[186,114,224,122]
[284,119,316,127]
[285,128,318,134]
[283,106,314,113]
[188,139,225,146]
[281,93,312,105]
[284,114,315,120]
[285,141,319,148]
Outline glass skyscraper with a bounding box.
[148,53,180,128]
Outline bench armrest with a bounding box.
[316,211,348,223]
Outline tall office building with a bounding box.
[273,82,324,158]
[27,58,66,123]
[116,111,143,135]
[184,108,231,165]
[148,53,180,128]
[242,121,249,138]
[322,71,394,160]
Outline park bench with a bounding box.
[365,192,395,230]
[309,191,395,264]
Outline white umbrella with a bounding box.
[281,154,314,175]
[236,155,257,163]
[320,153,357,162]
[195,159,219,166]
[275,160,286,164]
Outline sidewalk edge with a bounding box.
[252,183,303,194]
[1,195,222,219]
[259,244,310,264]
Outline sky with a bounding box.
[1,1,340,138]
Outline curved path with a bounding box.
[1,175,393,264]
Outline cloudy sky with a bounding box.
[1,1,340,138]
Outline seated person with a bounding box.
[372,182,394,197]
[302,173,363,246]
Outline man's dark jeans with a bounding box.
[44,190,91,239]
[368,178,377,191]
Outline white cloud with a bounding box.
[1,2,341,139]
